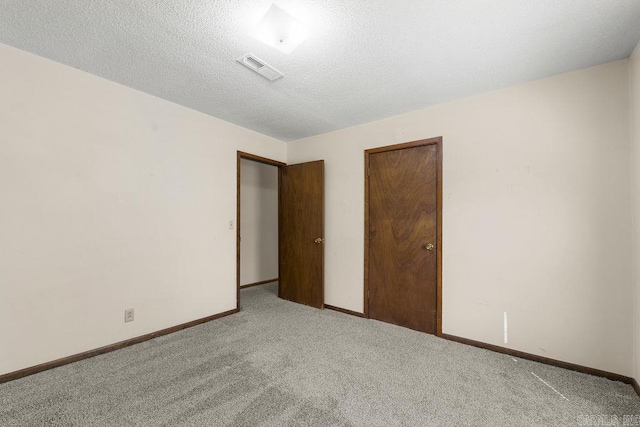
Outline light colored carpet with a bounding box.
[1,282,639,426]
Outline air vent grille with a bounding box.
[237,53,283,81]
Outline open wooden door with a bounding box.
[279,160,324,309]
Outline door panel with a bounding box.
[368,145,438,333]
[279,160,324,309]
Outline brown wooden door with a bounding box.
[279,160,324,309]
[368,144,438,333]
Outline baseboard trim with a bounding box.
[441,333,633,386]
[0,308,239,384]
[632,378,640,398]
[325,304,365,318]
[240,278,278,289]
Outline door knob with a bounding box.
[424,243,434,251]
[315,238,324,244]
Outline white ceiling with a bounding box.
[1,1,640,142]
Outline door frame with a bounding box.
[363,137,443,336]
[236,151,286,311]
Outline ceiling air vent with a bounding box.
[237,53,283,81]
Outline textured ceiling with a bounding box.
[1,1,640,142]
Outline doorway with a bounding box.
[236,152,325,311]
[364,138,443,335]
[236,152,284,310]
[239,157,280,289]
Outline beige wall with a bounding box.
[240,159,278,286]
[0,43,286,376]
[1,40,636,380]
[288,60,633,376]
[632,41,640,384]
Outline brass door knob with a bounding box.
[315,238,324,244]
[424,243,434,251]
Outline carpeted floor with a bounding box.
[1,282,639,426]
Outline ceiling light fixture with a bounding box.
[248,4,309,54]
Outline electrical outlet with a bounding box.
[229,220,234,230]
[125,308,134,323]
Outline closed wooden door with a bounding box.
[367,143,439,333]
[279,160,324,309]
